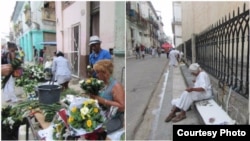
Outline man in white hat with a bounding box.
[88,35,111,77]
[165,63,213,122]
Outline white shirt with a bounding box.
[168,50,180,66]
[193,71,212,98]
[52,56,71,76]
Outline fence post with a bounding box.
[191,33,196,63]
[184,43,187,63]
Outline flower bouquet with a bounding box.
[67,98,105,136]
[1,58,23,89]
[79,78,105,95]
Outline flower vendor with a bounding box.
[90,59,125,134]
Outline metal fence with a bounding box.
[181,3,249,99]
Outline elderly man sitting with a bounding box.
[165,63,213,122]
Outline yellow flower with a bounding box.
[68,116,74,123]
[88,99,96,104]
[71,106,77,113]
[93,107,99,113]
[86,79,91,84]
[83,101,89,106]
[86,119,92,127]
[56,124,62,133]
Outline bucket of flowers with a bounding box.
[79,78,105,95]
[67,98,105,136]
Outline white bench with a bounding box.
[195,99,235,125]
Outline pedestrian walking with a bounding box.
[140,44,145,59]
[157,47,161,58]
[135,44,140,59]
[33,46,38,63]
[167,48,179,67]
[165,63,212,122]
[39,47,46,65]
[152,47,156,58]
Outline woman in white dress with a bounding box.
[165,63,212,122]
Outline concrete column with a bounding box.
[184,42,187,63]
[191,33,196,63]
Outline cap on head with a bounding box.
[189,63,200,73]
[89,35,101,46]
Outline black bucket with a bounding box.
[36,84,62,104]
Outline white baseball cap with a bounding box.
[89,35,101,46]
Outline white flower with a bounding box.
[56,133,60,138]
[97,80,102,84]
[63,128,71,138]
[87,65,91,69]
[79,80,85,84]
[7,117,15,126]
[80,107,89,115]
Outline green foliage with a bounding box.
[60,88,79,98]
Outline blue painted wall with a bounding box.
[18,30,55,62]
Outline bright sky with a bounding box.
[150,0,173,37]
[0,0,174,40]
[0,0,16,40]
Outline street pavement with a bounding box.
[126,54,169,140]
[126,54,201,140]
[1,56,202,140]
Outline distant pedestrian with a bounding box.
[135,44,140,59]
[151,47,156,58]
[179,51,184,63]
[140,44,145,59]
[39,47,46,65]
[33,46,37,63]
[167,48,179,67]
[157,47,161,57]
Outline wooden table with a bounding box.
[26,110,51,140]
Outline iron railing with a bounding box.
[180,3,249,99]
[196,4,249,99]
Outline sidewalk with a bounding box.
[153,63,201,140]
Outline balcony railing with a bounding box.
[41,8,56,21]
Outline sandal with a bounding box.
[165,113,176,122]
[172,114,186,122]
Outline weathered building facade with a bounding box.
[11,1,56,61]
[126,1,165,57]
[174,1,249,124]
[55,1,125,81]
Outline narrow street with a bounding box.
[126,55,201,140]
[126,55,168,140]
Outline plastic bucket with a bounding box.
[36,84,62,104]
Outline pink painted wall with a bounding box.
[56,1,116,56]
[56,2,89,56]
[99,2,115,50]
